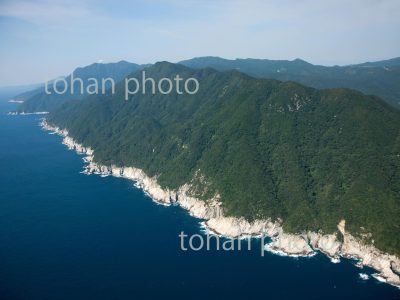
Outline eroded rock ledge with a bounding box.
[40,119,400,288]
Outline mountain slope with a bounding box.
[179,56,400,108]
[16,61,147,113]
[47,62,400,256]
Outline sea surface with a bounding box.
[0,96,399,300]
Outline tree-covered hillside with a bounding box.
[180,56,400,108]
[48,62,400,255]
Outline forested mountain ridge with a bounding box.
[47,62,400,255]
[16,57,400,112]
[179,56,400,108]
[16,61,147,113]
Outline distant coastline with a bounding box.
[8,111,48,116]
[8,99,24,103]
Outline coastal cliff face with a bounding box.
[41,120,400,288]
[267,233,314,256]
[338,220,400,286]
[307,232,342,258]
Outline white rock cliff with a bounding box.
[40,120,400,288]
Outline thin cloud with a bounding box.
[0,0,91,24]
[0,0,399,85]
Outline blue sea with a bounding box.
[0,96,399,300]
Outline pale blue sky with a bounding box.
[0,0,399,86]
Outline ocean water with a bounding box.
[0,97,399,300]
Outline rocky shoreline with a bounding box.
[40,119,400,288]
